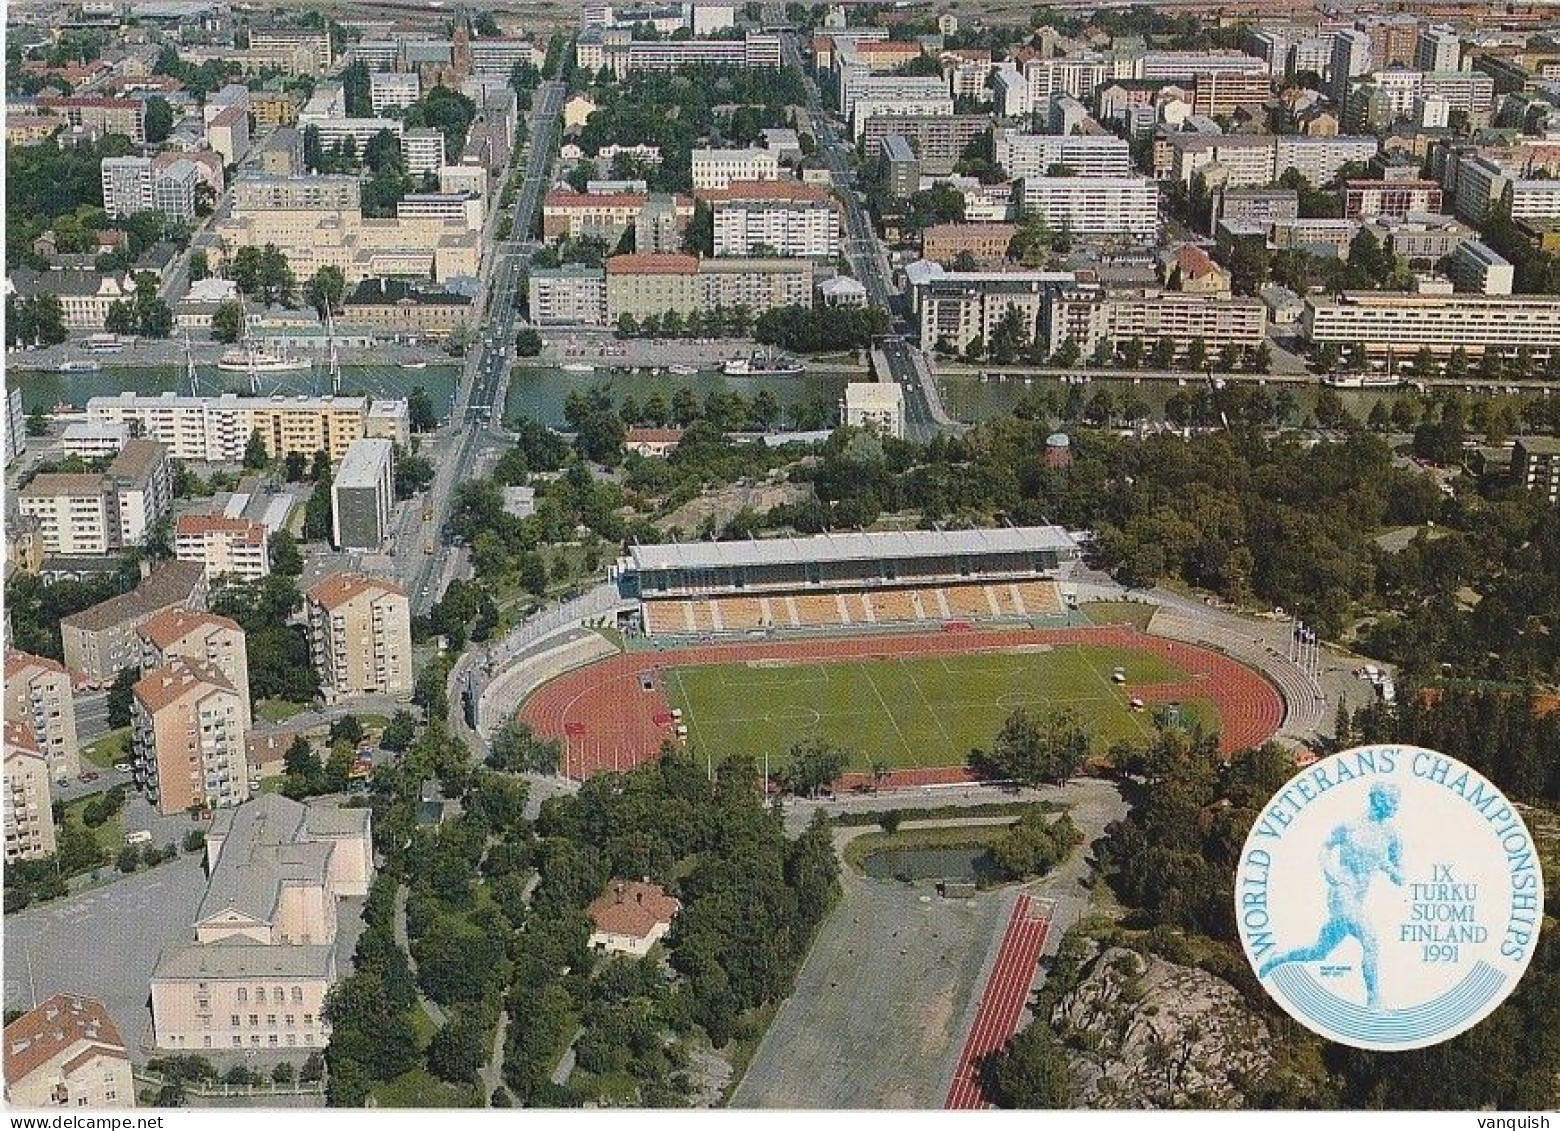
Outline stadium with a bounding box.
[507,526,1311,785]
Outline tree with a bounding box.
[428,1009,488,1083]
[408,386,437,433]
[983,1023,1073,1108]
[211,299,245,344]
[329,714,365,746]
[303,266,347,317]
[242,428,269,470]
[381,710,418,752]
[970,708,1088,786]
[144,95,174,143]
[268,530,303,576]
[488,719,560,773]
[515,328,543,356]
[107,667,137,728]
[779,738,847,797]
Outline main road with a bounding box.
[780,31,957,442]
[406,77,568,614]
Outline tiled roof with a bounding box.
[132,657,235,714]
[61,561,205,633]
[4,650,71,680]
[699,180,835,205]
[175,513,266,541]
[605,253,700,275]
[306,571,405,611]
[136,607,243,651]
[587,879,680,939]
[3,720,43,758]
[3,996,126,1085]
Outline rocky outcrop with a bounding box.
[1050,944,1274,1109]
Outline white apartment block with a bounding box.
[305,573,413,703]
[404,128,446,176]
[995,131,1133,180]
[848,77,954,139]
[993,65,1032,119]
[174,514,271,581]
[1414,26,1461,73]
[1450,153,1560,223]
[1303,293,1560,359]
[1136,51,1269,82]
[1018,176,1160,240]
[368,71,420,113]
[842,382,905,438]
[4,651,80,783]
[528,266,608,325]
[906,261,1074,353]
[85,394,389,463]
[1022,55,1110,105]
[396,192,482,230]
[101,156,198,223]
[1448,240,1516,295]
[1045,286,1268,356]
[17,438,171,556]
[690,147,779,191]
[707,183,841,258]
[3,723,56,862]
[1274,136,1381,185]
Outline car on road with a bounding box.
[113,762,131,772]
[78,771,99,783]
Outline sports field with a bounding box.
[662,643,1213,771]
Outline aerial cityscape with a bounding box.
[1,0,1557,1113]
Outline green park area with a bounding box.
[663,644,1215,772]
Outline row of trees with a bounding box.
[613,304,755,340]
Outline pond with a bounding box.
[858,844,998,886]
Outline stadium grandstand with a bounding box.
[619,527,1080,637]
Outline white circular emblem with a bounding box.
[1236,744,1544,1050]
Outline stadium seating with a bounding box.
[944,584,996,618]
[1015,580,1063,615]
[793,593,844,627]
[870,588,923,624]
[718,596,768,630]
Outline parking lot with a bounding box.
[4,854,208,1053]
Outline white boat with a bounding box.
[723,348,804,377]
[57,360,102,373]
[667,364,698,376]
[561,362,594,373]
[217,345,311,373]
[404,361,428,370]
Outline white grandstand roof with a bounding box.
[629,526,1078,572]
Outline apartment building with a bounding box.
[1450,153,1560,223]
[1449,239,1516,295]
[1,996,133,1107]
[1513,437,1560,506]
[1415,25,1461,72]
[86,394,389,464]
[3,722,57,863]
[705,181,841,258]
[1169,133,1379,188]
[331,439,394,552]
[1020,54,1110,106]
[233,174,360,211]
[922,223,1018,266]
[368,70,420,113]
[603,254,811,322]
[1366,211,1473,263]
[542,190,677,243]
[690,147,780,191]
[1214,188,1301,227]
[33,97,145,143]
[994,65,1032,119]
[1018,176,1160,240]
[137,608,251,724]
[842,383,905,439]
[61,420,131,458]
[850,84,954,140]
[173,514,271,582]
[1343,178,1444,218]
[994,131,1133,180]
[1302,292,1560,359]
[248,28,333,72]
[404,128,446,176]
[1135,50,1270,82]
[150,793,371,1052]
[3,651,80,783]
[17,439,172,556]
[469,37,540,76]
[395,192,482,230]
[605,31,780,78]
[859,115,988,176]
[1045,286,1268,357]
[101,156,198,223]
[61,560,209,686]
[906,261,1073,353]
[305,573,413,703]
[342,278,473,338]
[132,657,250,816]
[528,266,608,325]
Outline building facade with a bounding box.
[331,439,394,552]
[305,573,413,703]
[137,608,251,724]
[132,658,250,815]
[3,723,57,863]
[3,651,80,783]
[1,996,134,1107]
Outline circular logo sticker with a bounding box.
[1236,744,1544,1051]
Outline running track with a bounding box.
[944,894,1054,1109]
[519,625,1284,781]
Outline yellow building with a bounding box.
[3,722,57,863]
[305,573,413,702]
[3,651,80,783]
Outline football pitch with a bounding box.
[662,643,1214,771]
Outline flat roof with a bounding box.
[336,437,393,488]
[629,526,1078,572]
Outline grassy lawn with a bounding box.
[256,699,312,724]
[1080,600,1158,631]
[371,1068,479,1108]
[841,821,1016,872]
[63,796,123,858]
[81,728,130,768]
[662,644,1211,772]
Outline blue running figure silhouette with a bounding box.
[1259,782,1405,1008]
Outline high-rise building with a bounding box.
[173,515,271,582]
[137,608,251,722]
[1513,437,1560,506]
[1016,176,1160,240]
[61,561,209,687]
[705,181,842,259]
[331,438,394,552]
[3,722,57,863]
[368,70,420,113]
[1414,26,1461,73]
[305,574,413,702]
[3,651,80,782]
[16,438,172,556]
[132,657,250,816]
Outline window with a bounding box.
[274,987,285,1004]
[291,986,304,1003]
[232,1037,242,1047]
[286,1015,295,1027]
[249,1014,259,1026]
[237,988,247,1003]
[267,1015,277,1026]
[230,1015,240,1027]
[303,1014,313,1025]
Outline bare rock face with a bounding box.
[1051,944,1274,1109]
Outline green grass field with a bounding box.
[663,643,1213,772]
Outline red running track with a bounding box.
[519,625,1284,781]
[945,895,1054,1110]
